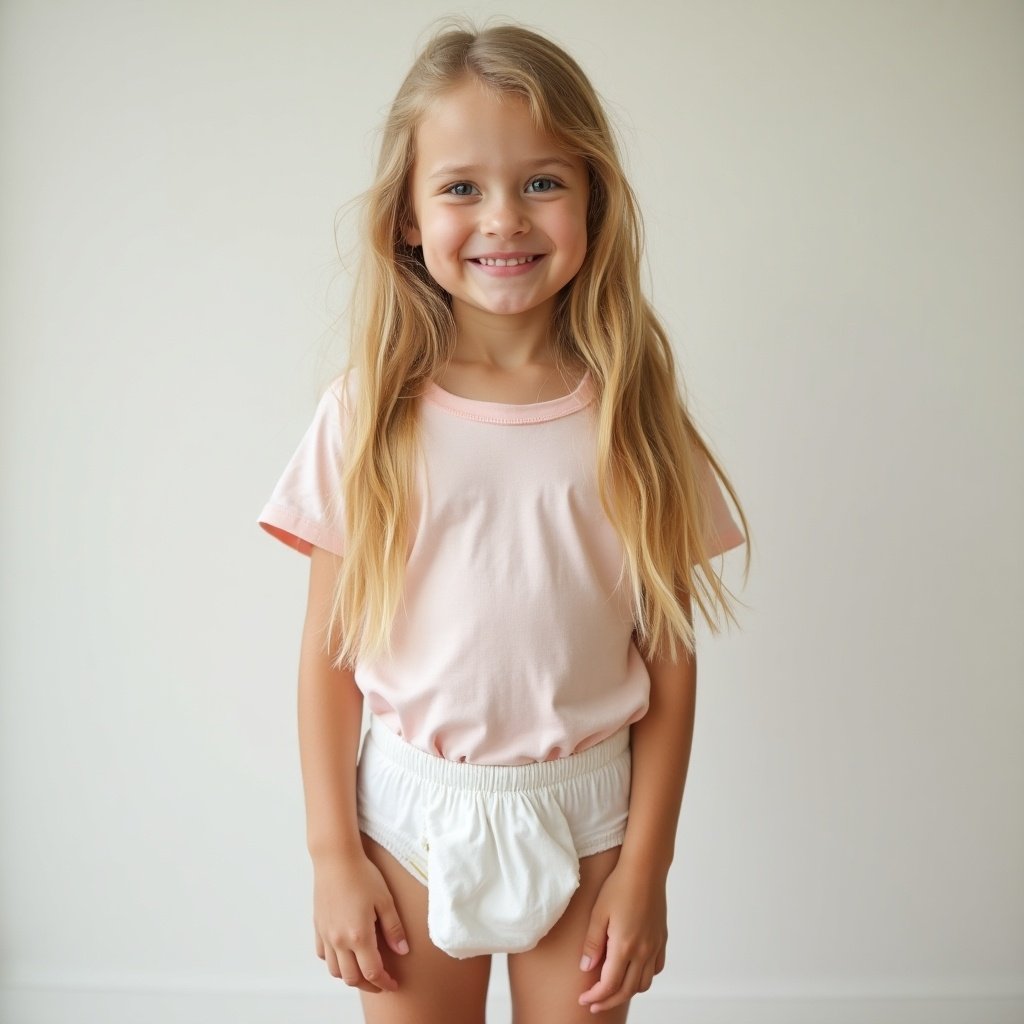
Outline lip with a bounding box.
[468,252,542,261]
[466,252,546,277]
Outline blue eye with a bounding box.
[447,182,477,196]
[527,177,559,193]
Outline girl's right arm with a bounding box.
[298,544,410,991]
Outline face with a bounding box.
[404,78,589,327]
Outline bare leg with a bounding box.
[357,833,492,1024]
[507,846,629,1023]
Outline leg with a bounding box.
[357,833,492,1024]
[507,846,630,1024]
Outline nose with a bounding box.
[480,192,529,238]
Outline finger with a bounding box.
[589,958,643,1013]
[638,958,656,993]
[353,939,398,993]
[333,948,383,992]
[578,909,609,973]
[376,898,410,956]
[327,944,350,982]
[654,946,666,974]
[336,948,359,985]
[579,942,628,1006]
[315,928,325,960]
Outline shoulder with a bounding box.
[316,365,362,425]
[325,364,359,404]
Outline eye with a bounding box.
[445,182,478,197]
[527,177,561,193]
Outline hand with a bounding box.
[577,861,668,1013]
[312,851,410,993]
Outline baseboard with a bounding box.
[1,979,1021,1024]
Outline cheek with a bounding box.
[558,210,588,264]
[553,202,587,241]
[421,209,469,254]
[417,214,468,286]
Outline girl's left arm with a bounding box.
[578,592,697,1013]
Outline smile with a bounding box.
[470,255,539,266]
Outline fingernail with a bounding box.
[579,955,592,971]
[397,939,410,955]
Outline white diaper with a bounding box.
[356,715,631,959]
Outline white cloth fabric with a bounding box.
[356,715,631,958]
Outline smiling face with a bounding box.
[404,77,589,329]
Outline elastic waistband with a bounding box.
[364,716,630,794]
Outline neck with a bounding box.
[450,299,560,369]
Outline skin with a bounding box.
[358,835,629,1024]
[573,609,697,1014]
[312,594,698,1022]
[404,76,589,374]
[301,77,700,1021]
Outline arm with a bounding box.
[298,545,365,861]
[619,599,697,878]
[578,592,697,1012]
[299,545,409,991]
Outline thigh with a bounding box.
[358,833,492,1024]
[507,846,630,1024]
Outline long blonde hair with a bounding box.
[326,17,751,670]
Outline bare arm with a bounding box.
[298,545,409,990]
[578,592,696,1013]
[618,591,697,879]
[297,544,364,861]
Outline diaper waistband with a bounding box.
[364,715,630,794]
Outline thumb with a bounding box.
[377,897,410,956]
[579,909,608,972]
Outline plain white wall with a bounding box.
[1,1,1021,1022]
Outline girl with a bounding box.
[258,19,750,1023]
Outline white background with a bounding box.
[1,1,1021,1022]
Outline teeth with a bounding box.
[475,255,536,266]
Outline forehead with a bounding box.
[412,79,580,174]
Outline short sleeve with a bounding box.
[694,447,746,558]
[256,372,352,557]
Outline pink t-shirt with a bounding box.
[258,366,744,765]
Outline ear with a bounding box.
[403,223,422,247]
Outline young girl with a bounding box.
[258,19,750,1023]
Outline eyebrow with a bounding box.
[426,157,578,180]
